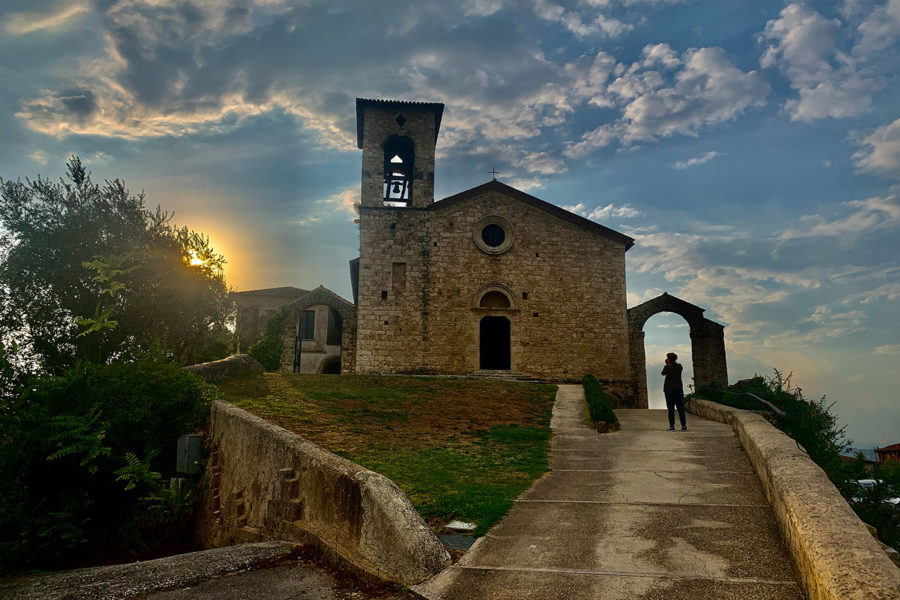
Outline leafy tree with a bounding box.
[0,157,233,373]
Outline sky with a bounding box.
[0,0,898,444]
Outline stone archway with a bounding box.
[627,293,727,408]
[278,286,358,374]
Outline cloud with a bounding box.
[462,0,505,17]
[566,46,769,156]
[563,202,641,220]
[4,1,90,35]
[853,118,900,179]
[318,188,360,217]
[293,216,321,226]
[875,344,900,355]
[28,150,48,165]
[533,0,632,38]
[757,3,889,120]
[673,150,719,169]
[778,193,900,240]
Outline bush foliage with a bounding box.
[0,354,216,572]
[583,374,617,424]
[248,309,287,371]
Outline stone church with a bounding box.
[252,98,728,407]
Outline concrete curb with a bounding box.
[0,541,299,600]
[197,400,451,586]
[687,398,900,600]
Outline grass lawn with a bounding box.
[217,373,557,534]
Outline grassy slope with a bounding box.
[217,373,557,534]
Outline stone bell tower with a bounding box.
[356,98,444,209]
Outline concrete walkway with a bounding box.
[414,385,805,600]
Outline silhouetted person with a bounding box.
[662,352,686,431]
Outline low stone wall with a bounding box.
[686,398,900,600]
[0,542,299,600]
[184,354,263,382]
[197,400,450,586]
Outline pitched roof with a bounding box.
[877,443,900,452]
[231,286,309,297]
[356,98,445,149]
[431,180,635,250]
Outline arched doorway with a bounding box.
[627,293,727,408]
[642,313,693,409]
[480,316,510,370]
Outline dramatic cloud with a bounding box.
[4,1,90,35]
[778,193,900,241]
[673,150,719,169]
[566,46,769,156]
[758,3,892,120]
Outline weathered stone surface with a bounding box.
[628,293,728,409]
[356,185,633,383]
[183,354,263,383]
[0,542,299,600]
[687,398,900,600]
[196,400,450,586]
[274,286,357,374]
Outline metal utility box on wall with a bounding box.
[176,434,203,474]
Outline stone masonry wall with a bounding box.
[360,104,438,209]
[197,400,450,585]
[356,188,632,382]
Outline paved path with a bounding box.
[415,385,805,600]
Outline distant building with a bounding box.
[232,286,308,349]
[233,285,352,375]
[876,443,900,462]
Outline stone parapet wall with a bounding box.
[184,354,264,382]
[687,398,900,600]
[196,400,450,586]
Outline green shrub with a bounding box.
[0,353,217,573]
[248,310,287,371]
[583,374,617,424]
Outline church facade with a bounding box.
[352,99,635,393]
[267,98,728,406]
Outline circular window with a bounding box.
[481,224,505,247]
[473,215,514,255]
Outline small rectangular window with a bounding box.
[299,310,316,339]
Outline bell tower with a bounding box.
[356,99,444,209]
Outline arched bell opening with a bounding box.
[382,135,414,206]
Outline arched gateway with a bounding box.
[627,293,728,409]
